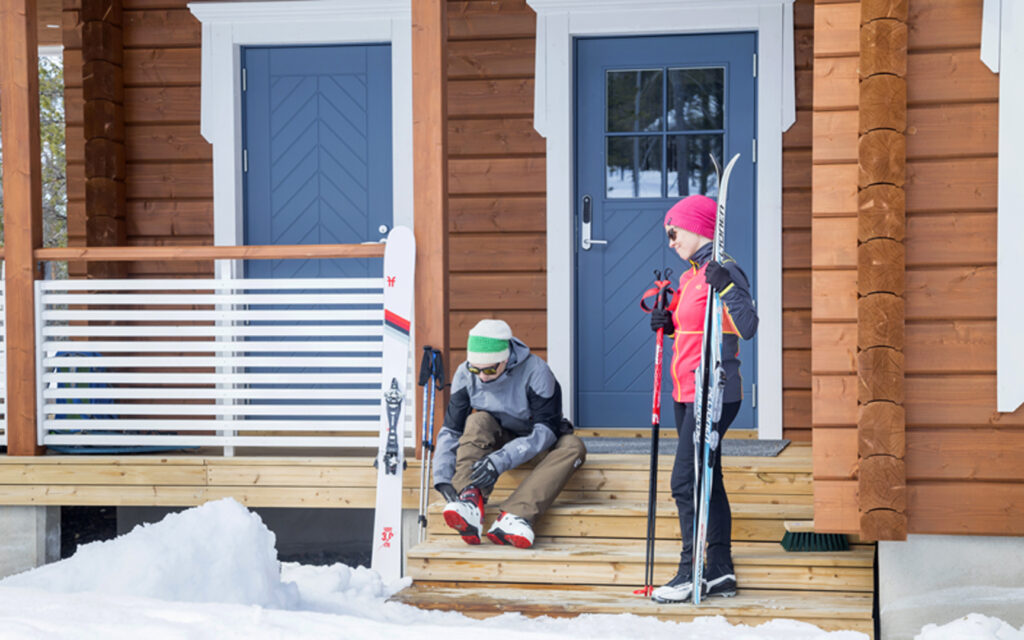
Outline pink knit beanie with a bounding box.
[663,194,717,240]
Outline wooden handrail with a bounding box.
[32,243,386,262]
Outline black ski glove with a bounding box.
[468,456,500,490]
[705,261,734,292]
[434,482,459,503]
[650,308,674,335]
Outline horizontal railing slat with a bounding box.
[45,387,377,400]
[42,435,386,448]
[43,372,383,384]
[43,325,383,338]
[44,403,380,417]
[43,293,384,305]
[42,310,378,322]
[43,419,388,431]
[38,277,383,291]
[42,341,384,354]
[42,356,382,368]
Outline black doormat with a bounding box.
[580,437,790,457]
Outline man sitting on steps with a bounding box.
[433,319,587,548]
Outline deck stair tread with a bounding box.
[408,538,873,569]
[391,584,874,631]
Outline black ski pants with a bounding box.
[670,400,741,573]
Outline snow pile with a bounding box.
[915,613,1024,640]
[1,498,299,609]
[7,498,1009,639]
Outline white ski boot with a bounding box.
[486,511,535,548]
[651,570,695,603]
[442,486,485,545]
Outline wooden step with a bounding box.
[427,499,812,542]
[406,538,874,592]
[391,583,874,636]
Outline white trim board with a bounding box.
[527,0,795,440]
[981,0,1024,413]
[187,0,414,251]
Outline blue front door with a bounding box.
[575,33,758,430]
[242,44,392,276]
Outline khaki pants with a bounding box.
[450,411,586,523]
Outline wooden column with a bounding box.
[412,0,449,458]
[0,0,45,455]
[856,0,907,540]
[81,0,126,278]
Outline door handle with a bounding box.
[581,195,607,250]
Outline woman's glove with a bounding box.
[650,308,674,335]
[704,261,734,292]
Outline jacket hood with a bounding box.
[506,337,532,370]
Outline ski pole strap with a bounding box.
[430,349,446,390]
[418,346,433,387]
[640,268,674,313]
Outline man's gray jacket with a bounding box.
[432,338,570,486]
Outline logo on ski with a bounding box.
[387,275,396,287]
[379,526,395,549]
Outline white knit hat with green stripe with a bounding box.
[466,319,512,365]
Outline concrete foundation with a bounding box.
[880,534,1024,639]
[0,506,61,579]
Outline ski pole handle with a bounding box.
[418,346,433,387]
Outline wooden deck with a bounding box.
[392,443,876,636]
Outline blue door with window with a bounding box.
[242,44,392,276]
[239,44,392,407]
[575,33,758,431]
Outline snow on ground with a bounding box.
[0,498,1016,639]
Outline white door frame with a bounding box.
[527,0,795,439]
[188,0,413,251]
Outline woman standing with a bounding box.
[648,194,759,603]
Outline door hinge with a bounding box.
[752,138,757,163]
[242,67,247,92]
[753,53,757,78]
[752,383,757,409]
[243,149,248,173]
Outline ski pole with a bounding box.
[636,268,674,596]
[417,346,434,542]
[422,348,445,536]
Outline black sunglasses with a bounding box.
[666,227,677,241]
[467,362,501,376]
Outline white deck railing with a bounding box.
[35,277,412,451]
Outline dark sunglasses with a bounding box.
[666,227,677,241]
[467,362,501,376]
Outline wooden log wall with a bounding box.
[783,0,816,442]
[813,0,1024,536]
[445,0,547,371]
[812,0,862,534]
[856,0,907,541]
[64,0,212,278]
[81,0,128,278]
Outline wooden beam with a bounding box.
[412,0,449,458]
[856,3,907,541]
[0,0,45,455]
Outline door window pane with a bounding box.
[667,134,722,198]
[667,68,724,131]
[607,136,662,198]
[606,70,663,133]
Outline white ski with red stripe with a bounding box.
[371,225,415,583]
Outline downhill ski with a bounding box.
[371,225,415,583]
[692,153,740,604]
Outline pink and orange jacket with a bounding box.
[665,243,759,404]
